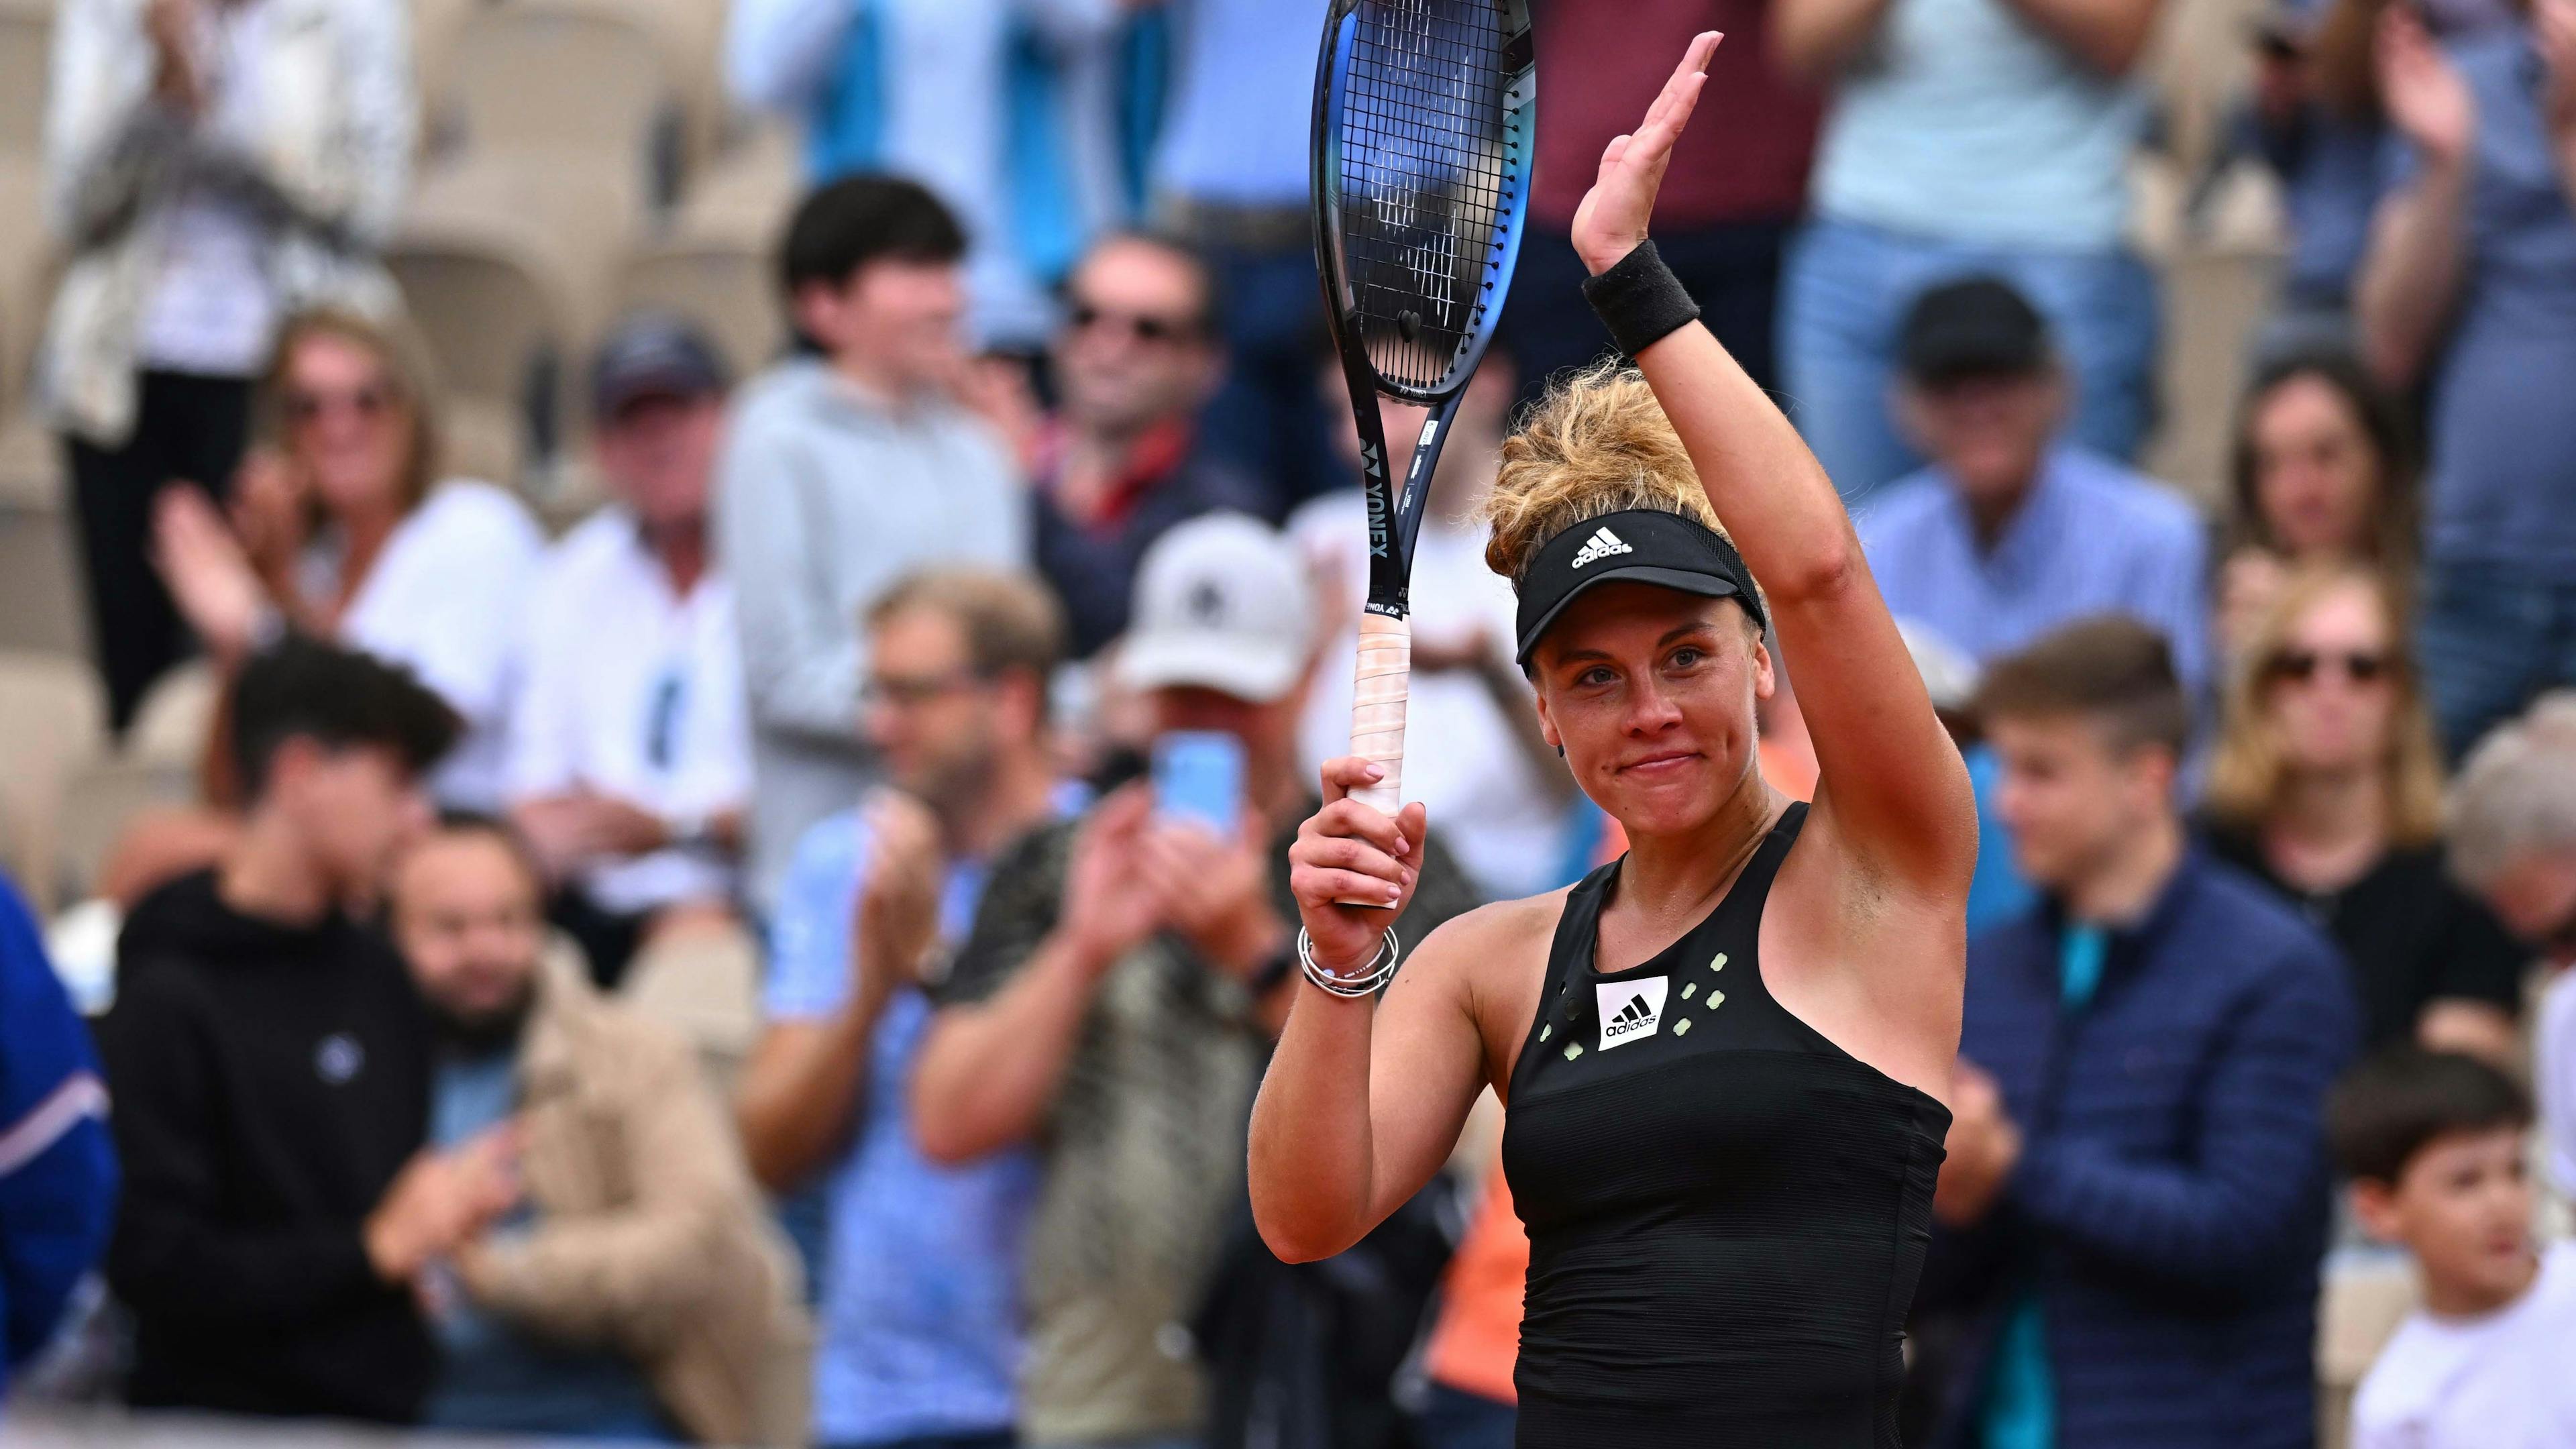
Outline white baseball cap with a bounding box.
[1117,513,1314,704]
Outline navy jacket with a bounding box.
[1,874,117,1397]
[1914,851,2358,1449]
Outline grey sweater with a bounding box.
[714,357,1026,906]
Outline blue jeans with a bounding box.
[1778,217,2160,505]
[2416,556,2576,759]
[1417,1383,1517,1449]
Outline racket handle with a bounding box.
[1348,612,1410,817]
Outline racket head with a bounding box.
[1312,0,1536,407]
[1311,0,1535,611]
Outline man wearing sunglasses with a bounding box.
[2448,694,2576,1202]
[1031,233,1267,661]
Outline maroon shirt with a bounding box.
[1530,0,1821,229]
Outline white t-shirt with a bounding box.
[2351,1242,2576,1449]
[1289,492,1567,901]
[136,0,282,375]
[507,506,751,914]
[307,480,545,811]
[2541,970,2576,1199]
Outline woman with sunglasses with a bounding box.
[154,307,543,811]
[2201,564,2524,1062]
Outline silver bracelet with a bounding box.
[1297,926,1402,998]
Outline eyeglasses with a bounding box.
[860,669,987,710]
[1065,301,1200,347]
[285,383,394,427]
[2264,648,2390,685]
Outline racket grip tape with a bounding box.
[1348,612,1410,817]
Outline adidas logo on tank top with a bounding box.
[1568,525,1633,570]
[1596,976,1669,1050]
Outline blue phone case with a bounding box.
[1153,731,1244,839]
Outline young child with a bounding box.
[2330,1048,2576,1449]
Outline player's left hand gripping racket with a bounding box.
[1311,0,1535,842]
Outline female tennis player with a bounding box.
[1250,32,1977,1448]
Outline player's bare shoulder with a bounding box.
[1393,888,1572,1092]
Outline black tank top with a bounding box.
[1500,804,1950,1448]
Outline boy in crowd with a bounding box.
[1916,617,2356,1448]
[2333,1049,2576,1449]
[99,640,513,1422]
[718,175,1026,908]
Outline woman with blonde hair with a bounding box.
[1250,36,1976,1447]
[2202,564,2523,1060]
[154,306,543,810]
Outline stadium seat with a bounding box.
[0,504,87,659]
[52,755,198,909]
[0,413,62,513]
[619,236,784,382]
[676,118,801,244]
[385,203,580,486]
[0,649,107,913]
[0,0,48,162]
[619,916,763,1097]
[441,1,671,174]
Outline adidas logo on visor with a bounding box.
[1595,976,1668,1050]
[1568,525,1633,570]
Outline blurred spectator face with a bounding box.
[2261,578,2397,775]
[863,604,1015,812]
[2479,851,2576,965]
[1989,711,2171,892]
[390,827,545,1034]
[1899,366,2068,512]
[598,393,725,533]
[271,739,435,902]
[2251,372,2382,557]
[797,258,967,390]
[2352,1125,2534,1305]
[282,330,413,518]
[1054,239,1220,436]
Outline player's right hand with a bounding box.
[1290,758,1430,977]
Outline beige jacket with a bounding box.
[458,957,812,1446]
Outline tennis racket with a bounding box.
[1311,0,1536,829]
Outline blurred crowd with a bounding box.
[2,0,2575,1446]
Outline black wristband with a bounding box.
[1581,240,1701,358]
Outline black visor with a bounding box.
[1513,508,1765,666]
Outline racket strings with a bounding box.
[1334,0,1521,394]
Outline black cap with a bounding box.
[1898,277,2051,384]
[591,313,730,421]
[1513,508,1765,666]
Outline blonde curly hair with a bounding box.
[1481,360,1745,602]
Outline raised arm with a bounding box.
[1248,760,1495,1263]
[912,790,1165,1163]
[1570,35,1976,902]
[2356,8,2475,390]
